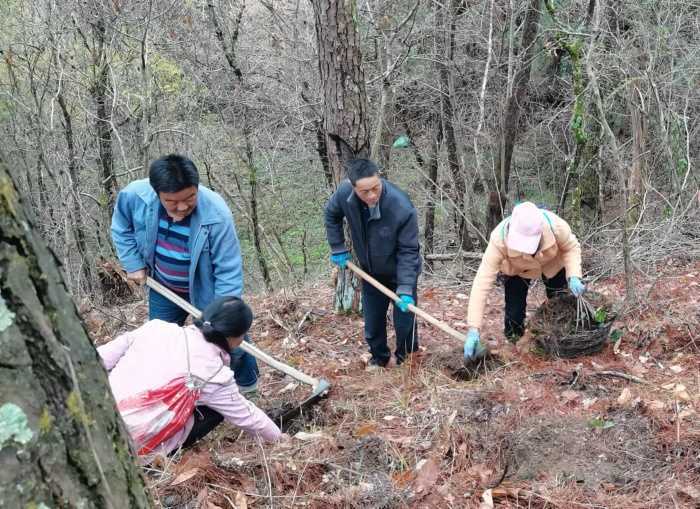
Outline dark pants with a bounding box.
[503,268,568,340]
[182,406,223,449]
[361,278,418,366]
[149,288,259,388]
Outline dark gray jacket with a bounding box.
[324,179,421,295]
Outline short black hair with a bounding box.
[193,297,253,353]
[346,159,379,186]
[149,154,199,194]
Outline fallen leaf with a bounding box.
[491,485,523,499]
[673,384,691,401]
[414,457,439,494]
[646,400,666,411]
[582,397,598,409]
[354,422,378,437]
[677,483,700,501]
[679,408,696,419]
[279,382,299,394]
[170,468,200,486]
[479,488,494,509]
[561,390,580,403]
[617,388,633,407]
[234,491,248,509]
[392,469,414,487]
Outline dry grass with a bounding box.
[87,260,700,508]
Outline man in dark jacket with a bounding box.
[325,158,421,369]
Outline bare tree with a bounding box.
[207,0,272,290]
[488,0,542,230]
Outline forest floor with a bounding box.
[87,258,700,508]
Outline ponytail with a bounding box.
[193,317,230,353]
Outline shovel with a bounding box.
[346,262,490,367]
[346,261,466,342]
[145,277,330,429]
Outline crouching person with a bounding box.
[464,201,585,360]
[98,297,281,460]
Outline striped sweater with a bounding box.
[154,207,191,296]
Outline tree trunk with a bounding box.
[312,0,371,312]
[0,160,151,509]
[244,127,272,291]
[312,0,371,184]
[585,4,636,303]
[438,0,472,251]
[372,75,395,173]
[628,80,646,224]
[489,0,542,227]
[139,0,155,174]
[92,18,118,225]
[57,92,94,294]
[315,120,334,188]
[207,0,271,290]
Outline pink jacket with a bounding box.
[98,320,281,456]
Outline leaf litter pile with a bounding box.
[87,259,700,508]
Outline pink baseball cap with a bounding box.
[506,202,543,254]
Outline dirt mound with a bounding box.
[505,409,668,490]
[530,292,615,358]
[429,346,504,381]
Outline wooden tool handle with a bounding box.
[346,261,466,343]
[145,277,320,388]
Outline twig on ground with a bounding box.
[268,310,292,332]
[593,370,648,384]
[256,436,274,508]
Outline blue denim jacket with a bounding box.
[111,179,243,309]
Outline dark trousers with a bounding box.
[148,288,259,388]
[503,268,568,340]
[181,406,223,449]
[361,278,418,366]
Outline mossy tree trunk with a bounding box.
[0,160,151,509]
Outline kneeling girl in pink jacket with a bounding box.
[98,296,281,459]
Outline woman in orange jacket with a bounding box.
[463,202,586,359]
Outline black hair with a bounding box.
[193,297,253,353]
[149,154,200,194]
[346,159,379,186]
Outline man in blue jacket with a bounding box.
[111,154,258,394]
[325,158,421,369]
